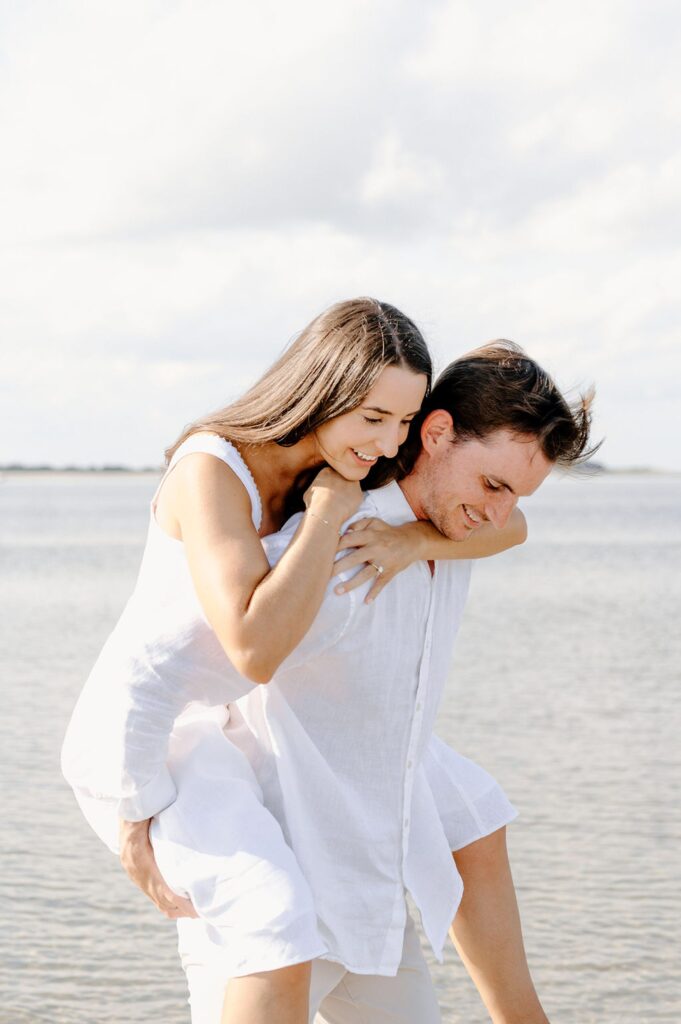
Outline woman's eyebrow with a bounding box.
[362,405,420,417]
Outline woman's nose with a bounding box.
[376,423,401,459]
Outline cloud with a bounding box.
[1,0,440,241]
[1,0,680,469]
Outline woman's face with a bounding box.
[314,365,428,480]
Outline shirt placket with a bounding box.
[400,568,436,864]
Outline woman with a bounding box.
[62,298,527,1024]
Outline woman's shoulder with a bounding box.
[170,430,236,463]
[168,432,262,530]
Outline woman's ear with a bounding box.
[420,409,455,454]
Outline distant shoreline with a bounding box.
[0,466,162,475]
[1,464,679,477]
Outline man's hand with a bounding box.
[119,818,198,920]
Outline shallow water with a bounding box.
[1,471,679,1022]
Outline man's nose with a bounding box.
[485,492,517,529]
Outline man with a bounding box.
[175,341,594,1023]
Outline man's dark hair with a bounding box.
[367,339,599,487]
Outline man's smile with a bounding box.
[462,504,485,529]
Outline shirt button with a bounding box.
[407,760,413,769]
[403,817,409,829]
[416,702,422,711]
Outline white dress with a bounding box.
[61,434,263,848]
[61,434,327,974]
[62,433,515,982]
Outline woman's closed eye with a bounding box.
[484,478,502,492]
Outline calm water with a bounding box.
[1,472,680,1023]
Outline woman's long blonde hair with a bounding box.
[165,297,431,463]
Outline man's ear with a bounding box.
[420,409,455,455]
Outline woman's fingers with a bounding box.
[336,562,392,602]
[337,518,381,549]
[365,571,390,603]
[334,527,384,577]
[334,517,397,600]
[334,530,381,581]
[335,565,376,594]
[332,548,374,579]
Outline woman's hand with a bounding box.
[333,509,527,602]
[303,467,363,531]
[119,818,198,920]
[172,454,365,684]
[333,518,420,603]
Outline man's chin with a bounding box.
[430,517,467,542]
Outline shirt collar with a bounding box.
[365,480,419,526]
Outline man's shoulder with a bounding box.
[345,481,415,530]
[340,489,382,531]
[262,481,407,563]
[261,489,380,559]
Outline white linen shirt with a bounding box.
[233,481,473,974]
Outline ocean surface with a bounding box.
[1,471,679,1023]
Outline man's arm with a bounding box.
[334,508,527,601]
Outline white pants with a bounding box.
[181,913,440,1024]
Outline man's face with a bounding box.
[406,422,554,541]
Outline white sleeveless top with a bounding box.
[61,434,262,848]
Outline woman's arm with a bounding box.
[404,507,527,559]
[173,455,362,682]
[335,507,527,602]
[116,458,362,915]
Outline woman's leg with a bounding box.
[221,963,311,1024]
[153,710,324,1023]
[450,827,549,1024]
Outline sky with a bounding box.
[1,0,680,470]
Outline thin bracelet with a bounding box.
[305,509,337,533]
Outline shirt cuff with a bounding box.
[117,766,177,822]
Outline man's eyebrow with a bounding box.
[362,405,421,417]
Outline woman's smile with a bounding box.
[350,448,379,465]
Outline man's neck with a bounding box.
[397,476,428,521]
[397,475,434,576]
